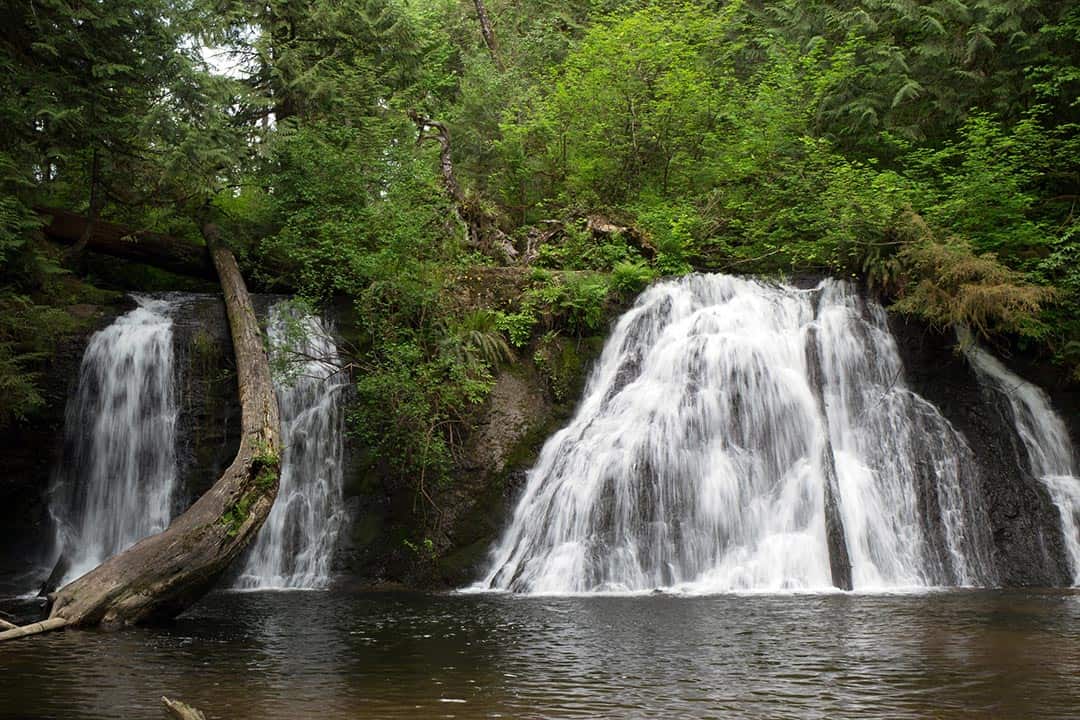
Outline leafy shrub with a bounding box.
[610,260,657,297]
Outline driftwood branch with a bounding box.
[0,617,69,642]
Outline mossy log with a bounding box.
[1,222,281,639]
[39,207,216,280]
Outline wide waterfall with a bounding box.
[480,274,997,594]
[48,295,180,585]
[967,346,1080,584]
[234,303,348,589]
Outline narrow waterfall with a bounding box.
[49,296,180,585]
[967,346,1080,584]
[480,274,996,594]
[234,303,348,589]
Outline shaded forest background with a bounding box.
[2,0,1078,510]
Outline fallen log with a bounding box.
[0,617,21,631]
[38,207,216,280]
[1,221,281,639]
[586,214,656,260]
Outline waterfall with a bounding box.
[234,302,348,589]
[966,345,1080,584]
[49,295,180,585]
[479,274,996,594]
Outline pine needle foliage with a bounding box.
[894,237,1054,340]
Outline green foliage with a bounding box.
[0,285,96,429]
[904,113,1053,255]
[251,438,281,471]
[440,309,515,369]
[403,536,437,561]
[516,272,613,337]
[220,492,256,538]
[532,331,587,404]
[534,221,640,271]
[350,339,493,489]
[629,200,700,275]
[495,310,538,348]
[1032,222,1080,375]
[2,0,1079,501]
[610,261,657,297]
[542,4,728,205]
[0,344,44,428]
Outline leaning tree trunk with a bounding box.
[0,223,281,639]
[472,0,504,71]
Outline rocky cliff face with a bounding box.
[335,332,608,589]
[889,315,1074,586]
[171,295,241,507]
[0,301,129,589]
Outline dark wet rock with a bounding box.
[889,315,1072,586]
[0,300,129,589]
[170,294,241,506]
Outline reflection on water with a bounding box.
[1,590,1079,719]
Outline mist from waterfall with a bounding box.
[478,274,997,594]
[967,345,1080,584]
[49,295,180,586]
[234,302,348,589]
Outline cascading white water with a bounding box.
[816,284,995,588]
[49,295,180,585]
[479,274,995,594]
[966,345,1080,584]
[234,303,348,589]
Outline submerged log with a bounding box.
[1,222,281,639]
[161,696,208,720]
[38,207,216,280]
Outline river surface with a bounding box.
[1,589,1079,719]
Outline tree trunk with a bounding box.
[408,111,465,206]
[472,0,505,71]
[408,111,517,262]
[2,224,281,637]
[64,149,104,269]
